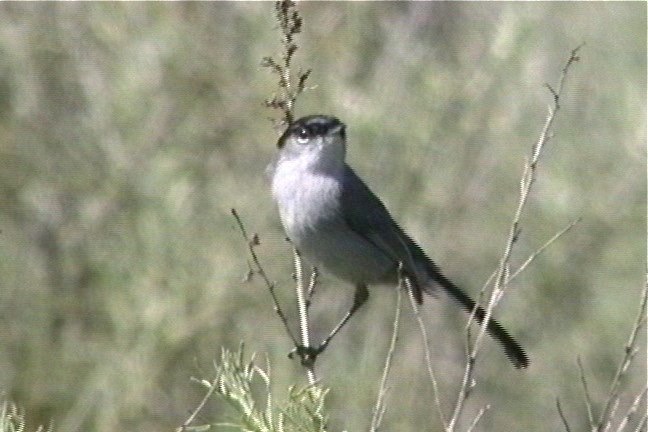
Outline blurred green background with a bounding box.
[0,2,645,431]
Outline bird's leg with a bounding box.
[291,284,369,364]
[313,283,369,354]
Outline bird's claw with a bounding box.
[288,344,325,367]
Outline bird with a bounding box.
[268,114,528,368]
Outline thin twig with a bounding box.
[558,284,647,432]
[370,266,404,431]
[293,246,317,385]
[463,269,498,367]
[448,343,476,431]
[466,404,490,432]
[262,0,311,126]
[406,278,447,430]
[465,218,579,366]
[177,376,219,431]
[605,398,622,432]
[632,413,647,432]
[597,282,648,429]
[231,208,298,346]
[449,44,583,430]
[556,397,573,432]
[616,388,647,432]
[509,217,582,282]
[577,356,596,429]
[475,42,584,359]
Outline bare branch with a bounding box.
[466,404,490,432]
[597,282,648,429]
[556,397,573,432]
[231,208,298,347]
[292,246,318,385]
[577,356,596,429]
[370,265,404,431]
[472,44,583,363]
[616,388,647,432]
[632,413,647,432]
[450,44,583,430]
[406,277,447,429]
[509,217,582,282]
[263,0,311,126]
[177,376,219,432]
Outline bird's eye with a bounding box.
[295,127,310,144]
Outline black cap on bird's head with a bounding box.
[277,115,346,149]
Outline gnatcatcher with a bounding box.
[269,114,528,368]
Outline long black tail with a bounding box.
[407,251,529,368]
[434,273,529,369]
[399,232,529,368]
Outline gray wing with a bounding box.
[341,167,530,367]
[340,165,430,300]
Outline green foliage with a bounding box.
[0,401,51,432]
[182,347,328,432]
[0,403,24,432]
